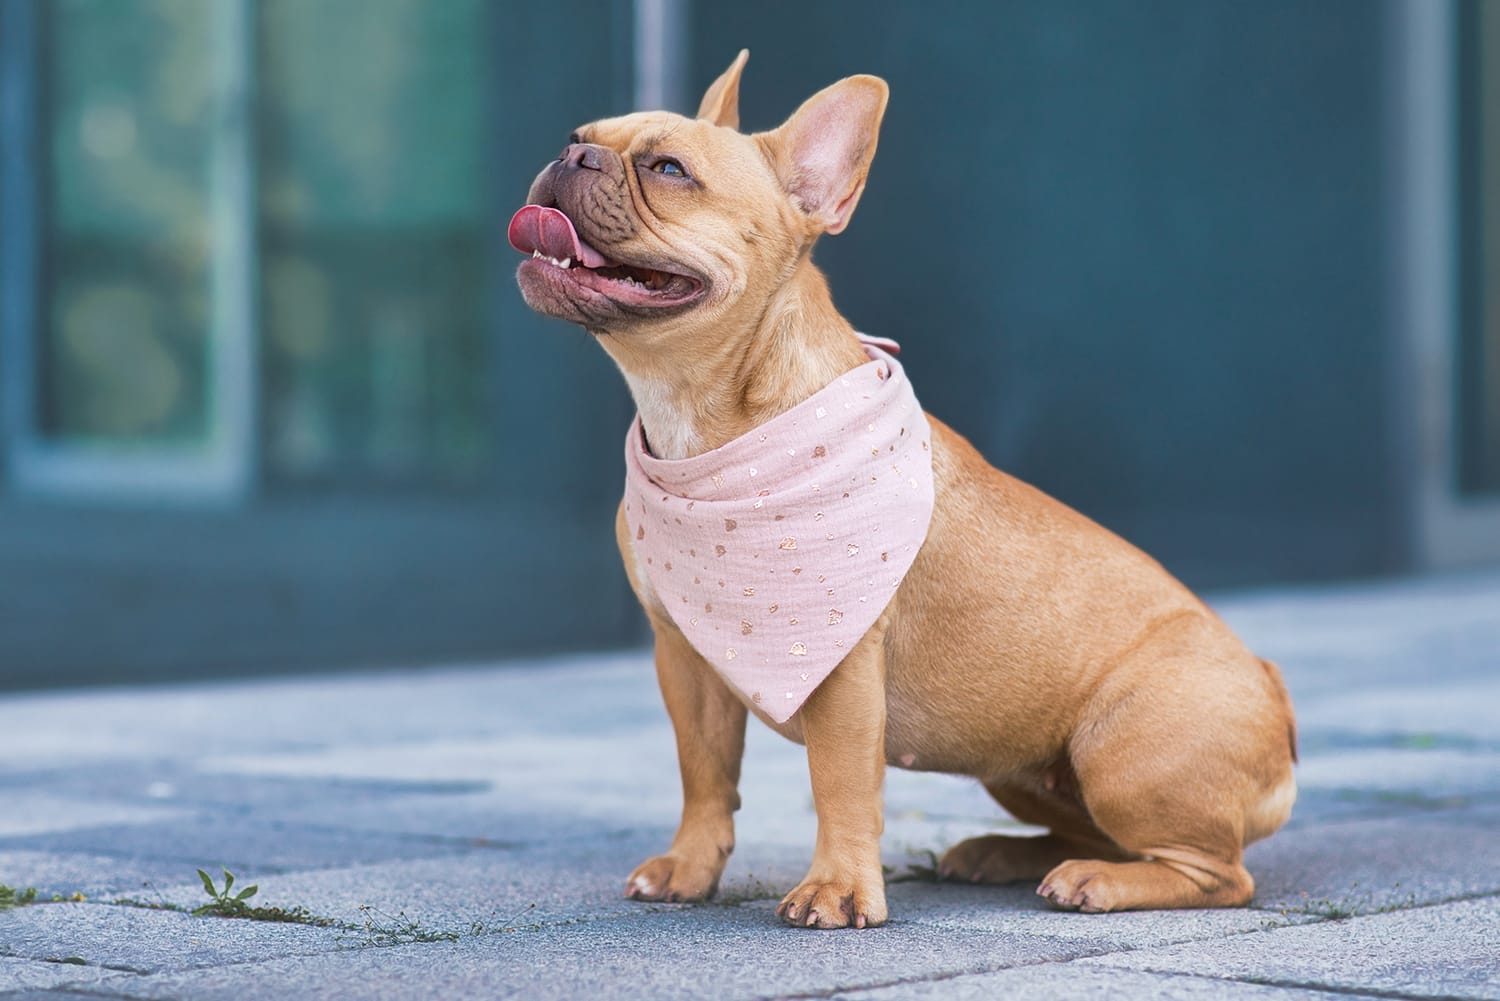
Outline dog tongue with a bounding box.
[507,205,610,268]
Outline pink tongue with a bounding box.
[507,205,610,268]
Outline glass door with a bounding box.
[257,0,490,487]
[4,0,255,500]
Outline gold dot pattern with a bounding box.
[621,336,935,724]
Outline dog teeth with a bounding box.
[531,250,574,269]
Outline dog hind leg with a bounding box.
[1035,645,1292,912]
[939,777,1127,885]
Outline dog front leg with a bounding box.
[775,623,888,929]
[626,624,747,903]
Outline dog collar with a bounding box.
[622,337,935,722]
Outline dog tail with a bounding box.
[1258,657,1298,764]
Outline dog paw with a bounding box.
[625,854,721,903]
[938,834,1051,885]
[1039,857,1254,911]
[775,873,887,929]
[1036,859,1122,913]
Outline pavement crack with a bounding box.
[1229,973,1479,1001]
[1251,886,1500,923]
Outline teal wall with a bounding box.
[693,0,1402,587]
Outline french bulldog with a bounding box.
[508,50,1297,928]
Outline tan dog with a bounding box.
[510,50,1297,928]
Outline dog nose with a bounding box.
[561,143,607,172]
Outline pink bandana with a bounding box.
[623,337,935,723]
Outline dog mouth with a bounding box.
[507,205,704,308]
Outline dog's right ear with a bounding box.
[696,49,749,129]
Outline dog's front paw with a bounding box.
[775,872,887,929]
[625,853,722,903]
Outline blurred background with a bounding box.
[0,0,1495,689]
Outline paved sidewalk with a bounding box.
[1,570,1498,1000]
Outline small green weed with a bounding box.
[194,868,259,916]
[114,879,188,913]
[1278,882,1419,922]
[354,904,462,945]
[885,849,943,884]
[0,885,38,910]
[192,868,340,927]
[348,901,540,946]
[713,874,781,906]
[1291,894,1357,920]
[0,885,84,910]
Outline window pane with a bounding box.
[41,0,214,445]
[258,0,491,484]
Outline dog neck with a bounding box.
[606,257,869,460]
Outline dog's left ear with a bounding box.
[697,49,749,129]
[759,75,889,236]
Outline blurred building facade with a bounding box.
[0,0,1495,687]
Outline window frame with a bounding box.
[1391,0,1500,568]
[0,0,259,504]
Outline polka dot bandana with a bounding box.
[623,337,935,723]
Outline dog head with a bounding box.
[509,51,888,345]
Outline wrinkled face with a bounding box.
[509,111,796,332]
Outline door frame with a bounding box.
[1388,0,1500,569]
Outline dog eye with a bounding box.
[651,158,688,178]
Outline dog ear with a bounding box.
[696,49,750,129]
[759,75,889,235]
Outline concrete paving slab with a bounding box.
[0,901,345,975]
[128,835,835,936]
[1295,678,1500,746]
[205,697,1011,863]
[91,907,1101,1001]
[0,850,195,901]
[834,963,1387,1000]
[205,731,685,838]
[1082,895,1500,999]
[1217,570,1500,695]
[0,653,654,771]
[1288,792,1492,833]
[883,881,1315,946]
[0,815,466,875]
[0,763,489,815]
[1293,747,1500,799]
[0,955,125,994]
[251,792,658,851]
[1244,815,1500,914]
[0,795,186,839]
[1282,745,1500,828]
[128,838,680,935]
